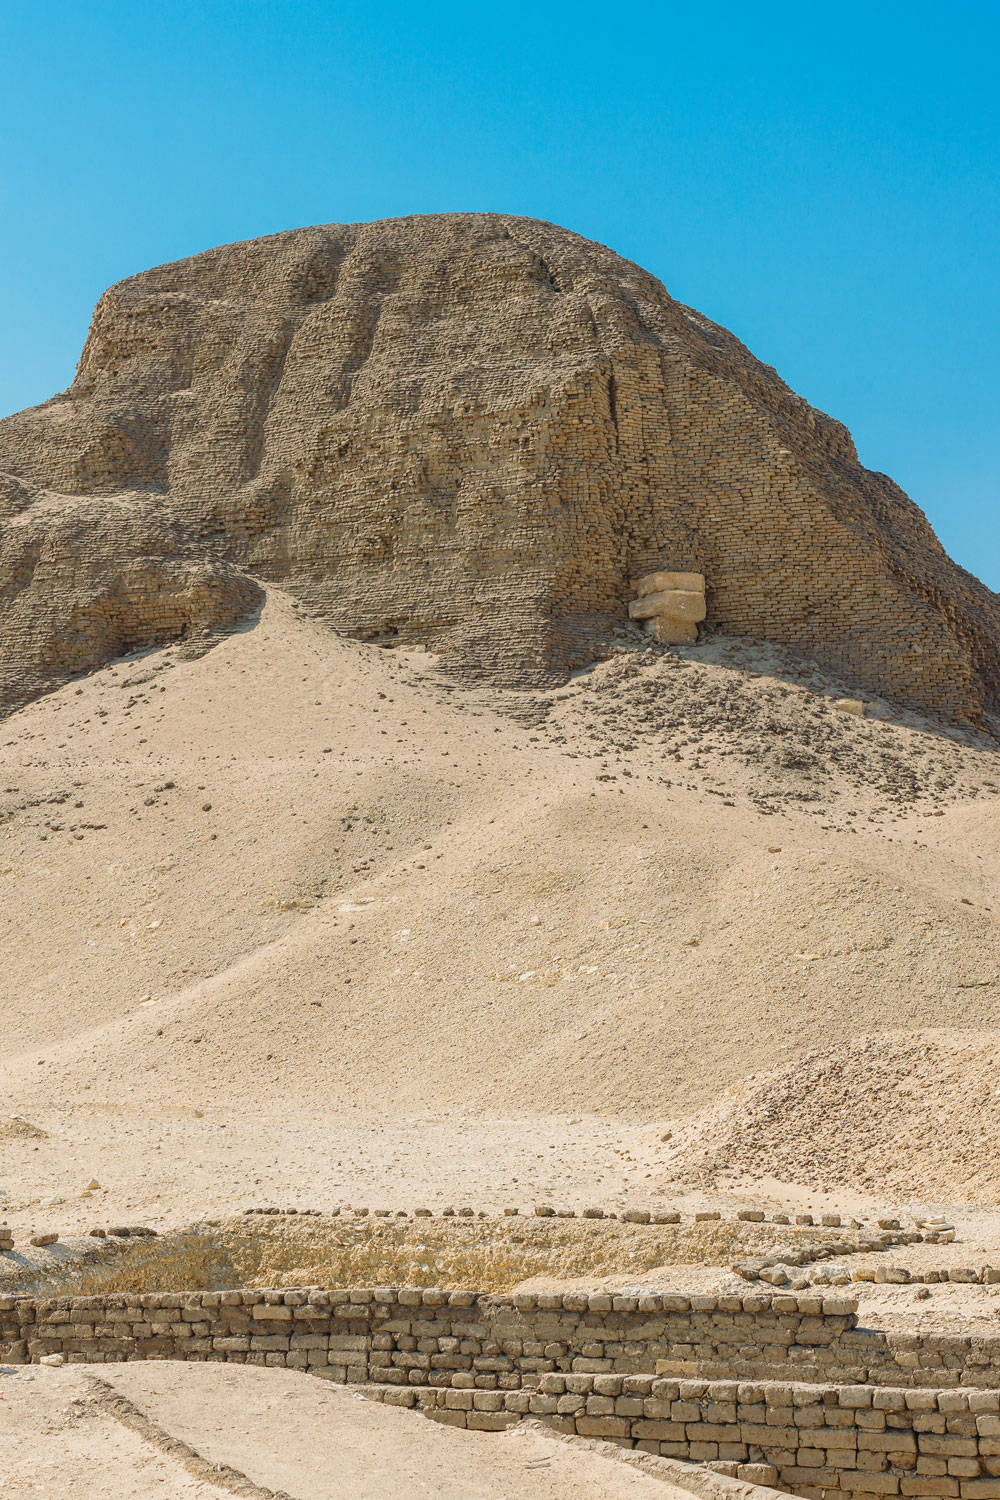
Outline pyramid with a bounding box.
[1,213,997,723]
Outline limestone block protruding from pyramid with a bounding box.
[629,588,707,624]
[630,570,706,645]
[644,616,699,645]
[635,571,706,599]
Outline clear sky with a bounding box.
[2,1,997,586]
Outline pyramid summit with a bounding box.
[1,212,997,723]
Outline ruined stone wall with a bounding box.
[366,1375,1000,1500]
[6,1288,1000,1392]
[1,214,997,722]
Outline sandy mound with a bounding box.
[661,1029,1000,1205]
[0,587,997,1222]
[0,592,997,1132]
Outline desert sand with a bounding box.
[1,1361,709,1499]
[0,585,998,1245]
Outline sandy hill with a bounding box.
[660,1028,1000,1205]
[1,215,999,1223]
[0,587,998,1215]
[1,212,999,723]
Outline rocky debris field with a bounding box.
[526,635,1000,825]
[660,1029,1000,1204]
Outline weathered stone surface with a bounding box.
[0,480,260,714]
[1,213,997,721]
[635,570,706,597]
[629,588,707,623]
[644,616,700,646]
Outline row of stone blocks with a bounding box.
[5,1288,1000,1391]
[361,1376,1000,1499]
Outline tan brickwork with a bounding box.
[364,1375,1000,1500]
[4,1287,1000,1392]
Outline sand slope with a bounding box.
[1,591,999,1212]
[0,1361,700,1499]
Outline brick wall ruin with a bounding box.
[0,214,998,723]
[5,1288,1000,1392]
[366,1375,1000,1500]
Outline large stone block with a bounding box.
[644,616,699,645]
[635,571,706,598]
[628,588,707,623]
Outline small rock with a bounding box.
[29,1232,58,1247]
[761,1266,789,1286]
[38,1354,64,1367]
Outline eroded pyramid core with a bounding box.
[1,212,997,724]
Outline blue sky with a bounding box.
[2,1,997,586]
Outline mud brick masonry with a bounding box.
[9,1288,1000,1497]
[1,214,998,723]
[8,1289,1000,1391]
[366,1376,1000,1500]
